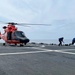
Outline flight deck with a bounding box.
[0,44,75,75]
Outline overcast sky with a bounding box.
[0,0,75,41]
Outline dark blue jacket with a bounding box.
[72,38,75,42]
[59,37,64,42]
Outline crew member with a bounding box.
[72,38,75,45]
[58,37,64,46]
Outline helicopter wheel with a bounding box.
[20,44,24,47]
[3,43,6,46]
[24,43,26,45]
[15,44,17,46]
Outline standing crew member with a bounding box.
[72,38,75,45]
[58,37,64,46]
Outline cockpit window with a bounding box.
[15,31,25,37]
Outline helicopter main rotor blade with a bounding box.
[0,21,51,26]
[17,23,51,26]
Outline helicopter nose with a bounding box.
[20,39,30,44]
[24,39,30,43]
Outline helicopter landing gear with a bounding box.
[24,43,26,45]
[15,43,17,46]
[2,42,10,46]
[20,44,24,47]
[3,43,6,46]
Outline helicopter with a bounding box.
[0,22,50,46]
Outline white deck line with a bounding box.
[0,47,75,56]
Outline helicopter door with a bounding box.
[12,32,16,40]
[7,32,12,40]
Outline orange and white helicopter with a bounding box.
[0,22,50,46]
